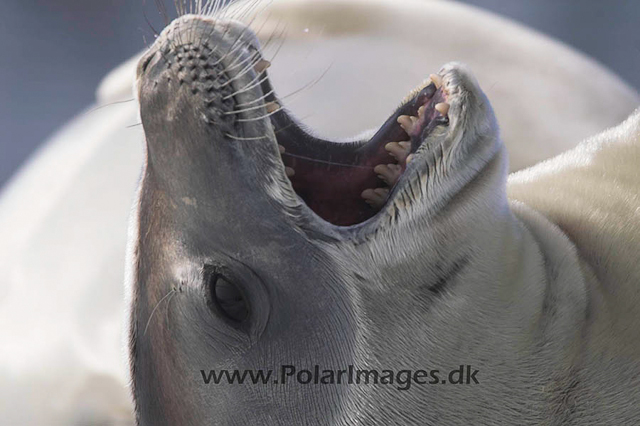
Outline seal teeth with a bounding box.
[255,59,271,73]
[361,188,390,208]
[285,167,295,177]
[385,141,412,162]
[406,154,414,164]
[429,73,443,89]
[266,102,280,113]
[278,144,285,154]
[397,115,419,134]
[417,105,426,118]
[374,164,402,186]
[435,102,450,116]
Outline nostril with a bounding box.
[140,52,156,75]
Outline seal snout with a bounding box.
[137,15,273,136]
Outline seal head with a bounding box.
[132,14,505,425]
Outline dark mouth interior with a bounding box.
[259,74,450,226]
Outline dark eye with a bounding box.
[210,274,249,323]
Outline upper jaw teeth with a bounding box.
[435,102,450,115]
[254,59,271,73]
[429,73,443,89]
[397,115,419,135]
[266,101,280,113]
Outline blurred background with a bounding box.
[0,0,638,187]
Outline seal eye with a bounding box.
[210,274,249,323]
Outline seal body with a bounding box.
[0,0,639,424]
[129,10,640,425]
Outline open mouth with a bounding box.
[140,17,453,227]
[218,38,452,226]
[258,64,451,226]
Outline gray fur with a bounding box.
[129,11,640,426]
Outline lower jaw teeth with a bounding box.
[374,164,402,186]
[274,94,451,213]
[361,99,450,211]
[385,142,411,162]
[397,115,419,134]
[361,188,390,208]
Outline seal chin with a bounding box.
[137,15,492,228]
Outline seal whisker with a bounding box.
[210,32,250,66]
[225,133,270,141]
[243,1,276,28]
[176,0,186,16]
[225,14,278,70]
[233,0,264,22]
[226,49,261,73]
[267,62,333,102]
[151,0,170,26]
[82,99,136,117]
[218,27,288,100]
[194,13,225,54]
[215,0,234,21]
[220,55,266,88]
[223,102,273,115]
[222,74,270,100]
[141,1,162,37]
[202,0,212,15]
[235,89,275,107]
[163,291,178,331]
[228,12,273,69]
[188,3,201,46]
[282,153,376,170]
[143,287,178,336]
[222,1,276,50]
[234,0,273,24]
[272,113,313,133]
[223,47,255,70]
[223,60,328,107]
[204,0,220,16]
[205,3,268,65]
[258,19,288,61]
[219,0,235,19]
[236,108,281,122]
[212,0,228,16]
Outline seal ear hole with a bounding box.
[209,273,250,323]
